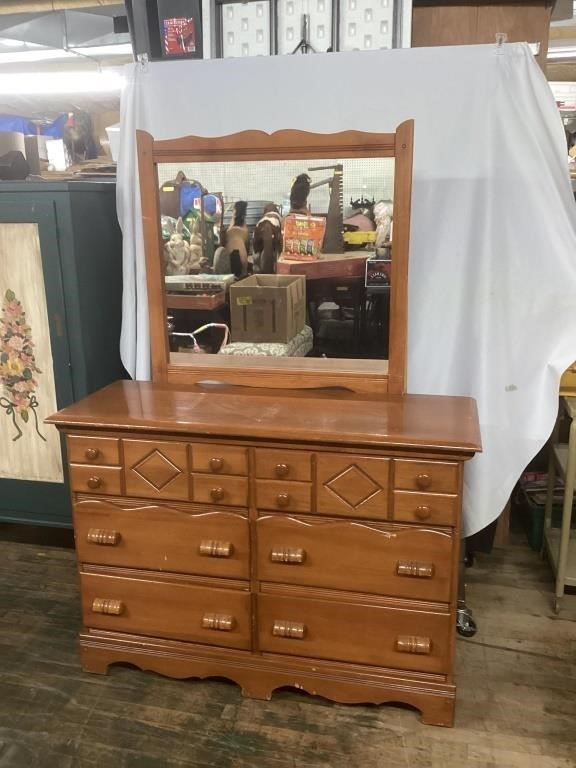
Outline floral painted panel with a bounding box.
[0,224,63,483]
[1,289,46,442]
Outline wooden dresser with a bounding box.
[48,381,481,726]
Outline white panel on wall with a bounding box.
[340,0,394,51]
[221,1,271,57]
[278,0,332,54]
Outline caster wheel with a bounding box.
[553,598,561,614]
[456,610,477,638]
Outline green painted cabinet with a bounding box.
[0,181,125,527]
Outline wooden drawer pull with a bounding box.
[86,528,121,546]
[415,473,432,490]
[210,486,225,502]
[414,505,431,520]
[202,613,235,631]
[396,560,434,578]
[396,635,432,655]
[209,457,224,472]
[85,447,100,461]
[275,463,290,478]
[272,620,306,639]
[92,598,124,616]
[270,547,306,564]
[86,476,102,490]
[276,492,291,508]
[199,540,233,558]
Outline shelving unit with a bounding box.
[543,396,576,613]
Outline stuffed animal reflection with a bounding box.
[215,201,249,278]
[253,204,282,273]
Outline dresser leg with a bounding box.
[240,684,273,701]
[80,645,111,675]
[419,696,455,727]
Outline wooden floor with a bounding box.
[0,528,575,768]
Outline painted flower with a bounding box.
[7,335,24,352]
[0,289,45,440]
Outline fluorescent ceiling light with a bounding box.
[548,46,576,59]
[0,48,75,63]
[69,43,133,57]
[0,70,125,95]
[0,43,132,64]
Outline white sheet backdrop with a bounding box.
[117,43,576,537]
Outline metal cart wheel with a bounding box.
[456,607,477,637]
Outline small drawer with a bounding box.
[256,480,311,513]
[68,436,120,466]
[191,444,248,476]
[394,460,459,495]
[193,475,249,507]
[75,500,250,580]
[255,449,311,482]
[257,515,454,602]
[81,571,251,650]
[258,594,451,674]
[69,465,122,496]
[393,491,458,527]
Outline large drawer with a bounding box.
[258,593,451,674]
[123,439,189,501]
[316,454,390,519]
[75,500,250,580]
[257,515,454,602]
[394,459,458,495]
[67,436,120,466]
[81,571,251,650]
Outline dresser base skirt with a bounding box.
[79,629,456,727]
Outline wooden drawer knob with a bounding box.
[276,492,291,509]
[202,613,235,631]
[415,473,432,490]
[92,598,124,616]
[396,560,434,578]
[85,447,100,461]
[209,457,224,472]
[275,463,290,478]
[86,476,102,490]
[272,620,306,639]
[199,540,233,558]
[396,635,432,655]
[210,486,225,502]
[87,528,120,546]
[414,505,431,521]
[270,547,306,564]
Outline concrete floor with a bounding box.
[0,528,574,768]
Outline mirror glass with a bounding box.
[157,157,394,362]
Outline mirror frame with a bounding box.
[137,121,413,395]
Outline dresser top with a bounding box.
[48,381,481,455]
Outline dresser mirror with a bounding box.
[137,124,413,393]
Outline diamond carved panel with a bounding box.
[325,465,381,508]
[123,440,190,501]
[133,450,182,491]
[316,454,390,519]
